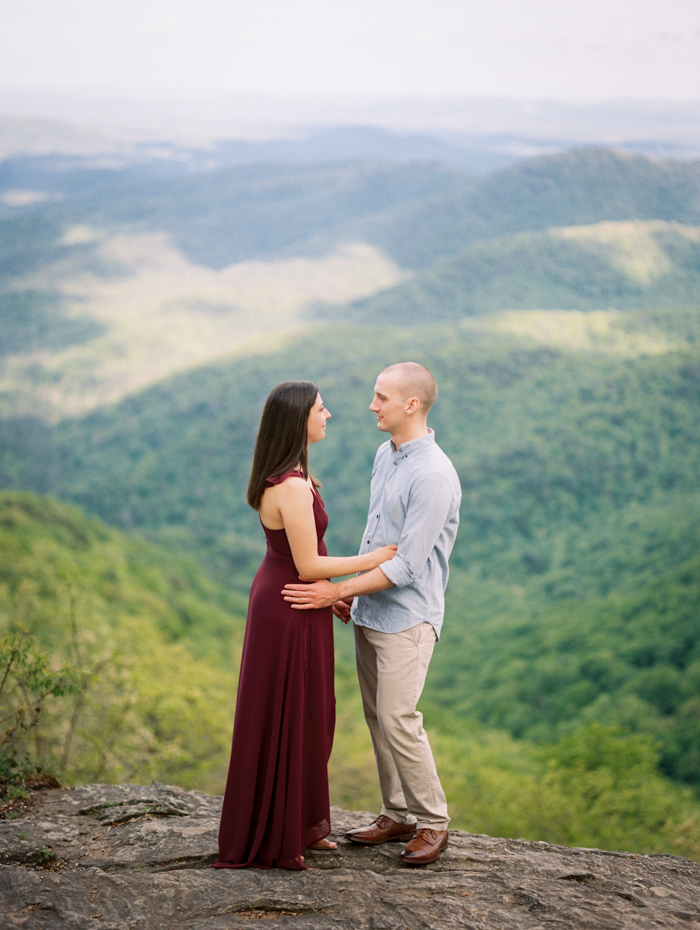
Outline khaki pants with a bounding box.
[353,622,449,830]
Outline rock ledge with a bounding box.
[2,781,699,928]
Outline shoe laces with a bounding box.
[375,815,395,829]
[415,828,438,842]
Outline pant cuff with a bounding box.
[381,807,417,826]
[416,820,450,831]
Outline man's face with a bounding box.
[369,372,409,435]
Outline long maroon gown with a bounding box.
[212,470,335,871]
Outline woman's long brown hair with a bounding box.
[246,380,320,510]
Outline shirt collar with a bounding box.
[391,428,435,457]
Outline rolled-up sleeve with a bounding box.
[352,429,461,637]
[379,472,456,588]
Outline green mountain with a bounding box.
[1,160,464,419]
[345,220,700,321]
[349,147,700,269]
[5,147,700,285]
[3,148,700,423]
[0,160,471,273]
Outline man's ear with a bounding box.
[405,396,421,416]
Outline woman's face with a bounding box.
[306,393,331,445]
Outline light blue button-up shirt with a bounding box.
[351,429,461,639]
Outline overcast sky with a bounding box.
[1,0,699,102]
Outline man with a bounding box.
[283,362,461,865]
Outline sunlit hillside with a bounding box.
[1,148,699,421]
[347,220,700,321]
[1,231,403,418]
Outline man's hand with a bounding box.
[282,579,337,610]
[332,597,354,624]
[284,567,393,611]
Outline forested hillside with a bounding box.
[347,220,700,321]
[328,147,700,269]
[0,491,247,790]
[0,159,470,271]
[2,144,700,857]
[3,310,700,788]
[2,491,700,859]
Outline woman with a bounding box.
[212,381,396,871]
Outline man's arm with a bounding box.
[282,566,394,611]
[283,471,457,610]
[378,471,457,588]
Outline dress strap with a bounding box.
[265,469,305,487]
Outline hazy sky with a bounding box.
[1,0,699,101]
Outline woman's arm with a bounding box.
[271,478,395,581]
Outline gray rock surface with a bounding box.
[2,781,699,928]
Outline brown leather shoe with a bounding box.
[399,828,449,865]
[345,814,416,845]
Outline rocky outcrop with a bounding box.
[1,781,699,929]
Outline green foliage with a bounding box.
[0,491,247,791]
[0,626,77,783]
[436,544,700,787]
[530,724,700,858]
[0,491,247,663]
[331,669,700,860]
[40,614,235,790]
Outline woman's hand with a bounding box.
[372,544,398,566]
[332,598,353,624]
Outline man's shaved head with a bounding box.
[381,362,438,413]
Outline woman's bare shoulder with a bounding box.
[260,474,313,529]
[264,474,312,505]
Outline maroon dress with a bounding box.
[212,471,335,871]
